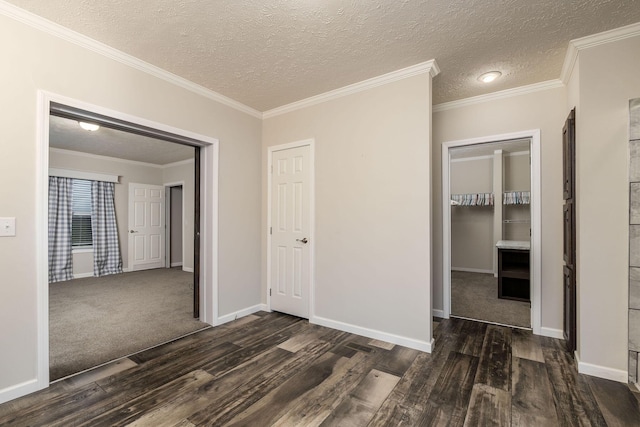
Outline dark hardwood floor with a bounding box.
[1,312,639,426]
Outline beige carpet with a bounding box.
[451,271,530,328]
[49,268,209,380]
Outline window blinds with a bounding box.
[71,179,93,247]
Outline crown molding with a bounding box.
[0,1,262,119]
[263,59,440,119]
[433,80,564,113]
[561,22,640,84]
[560,42,579,85]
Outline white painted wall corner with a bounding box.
[0,379,40,405]
[216,304,268,326]
[576,352,628,383]
[311,315,432,353]
[539,327,564,339]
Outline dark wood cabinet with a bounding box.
[562,108,577,353]
[563,200,574,266]
[498,248,530,302]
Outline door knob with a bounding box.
[129,230,138,233]
[296,237,309,244]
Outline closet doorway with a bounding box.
[442,130,542,333]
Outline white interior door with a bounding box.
[129,183,165,271]
[270,145,311,318]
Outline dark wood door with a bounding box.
[562,108,576,353]
[193,147,201,318]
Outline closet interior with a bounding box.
[449,139,531,328]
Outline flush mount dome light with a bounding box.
[478,71,502,83]
[78,121,100,132]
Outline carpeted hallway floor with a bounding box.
[49,268,209,380]
[451,270,530,328]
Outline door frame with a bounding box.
[266,139,315,319]
[441,129,542,335]
[164,182,185,269]
[36,91,219,392]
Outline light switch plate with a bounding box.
[0,217,16,237]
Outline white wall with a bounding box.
[504,153,531,192]
[571,34,640,376]
[433,85,567,335]
[450,157,493,193]
[262,74,433,347]
[0,11,261,397]
[450,157,494,271]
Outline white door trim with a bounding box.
[441,129,542,335]
[266,139,315,319]
[35,90,219,397]
[164,181,185,269]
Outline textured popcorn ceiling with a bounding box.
[49,115,194,165]
[6,0,640,111]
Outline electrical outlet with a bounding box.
[0,217,16,237]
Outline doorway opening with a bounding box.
[165,184,184,269]
[442,130,541,334]
[38,92,219,386]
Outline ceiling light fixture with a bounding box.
[478,71,502,83]
[78,121,100,132]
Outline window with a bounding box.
[72,179,92,247]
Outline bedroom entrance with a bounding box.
[44,98,214,381]
[442,130,542,333]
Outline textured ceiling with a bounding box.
[49,115,194,165]
[6,0,640,111]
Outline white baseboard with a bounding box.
[67,267,193,281]
[0,378,42,405]
[216,304,267,325]
[539,327,564,339]
[576,352,628,383]
[451,267,494,274]
[310,315,432,353]
[72,268,132,279]
[432,309,445,319]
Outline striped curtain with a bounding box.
[48,177,74,283]
[91,181,123,277]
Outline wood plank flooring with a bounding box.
[1,312,639,426]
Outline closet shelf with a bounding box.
[451,193,494,207]
[503,219,530,224]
